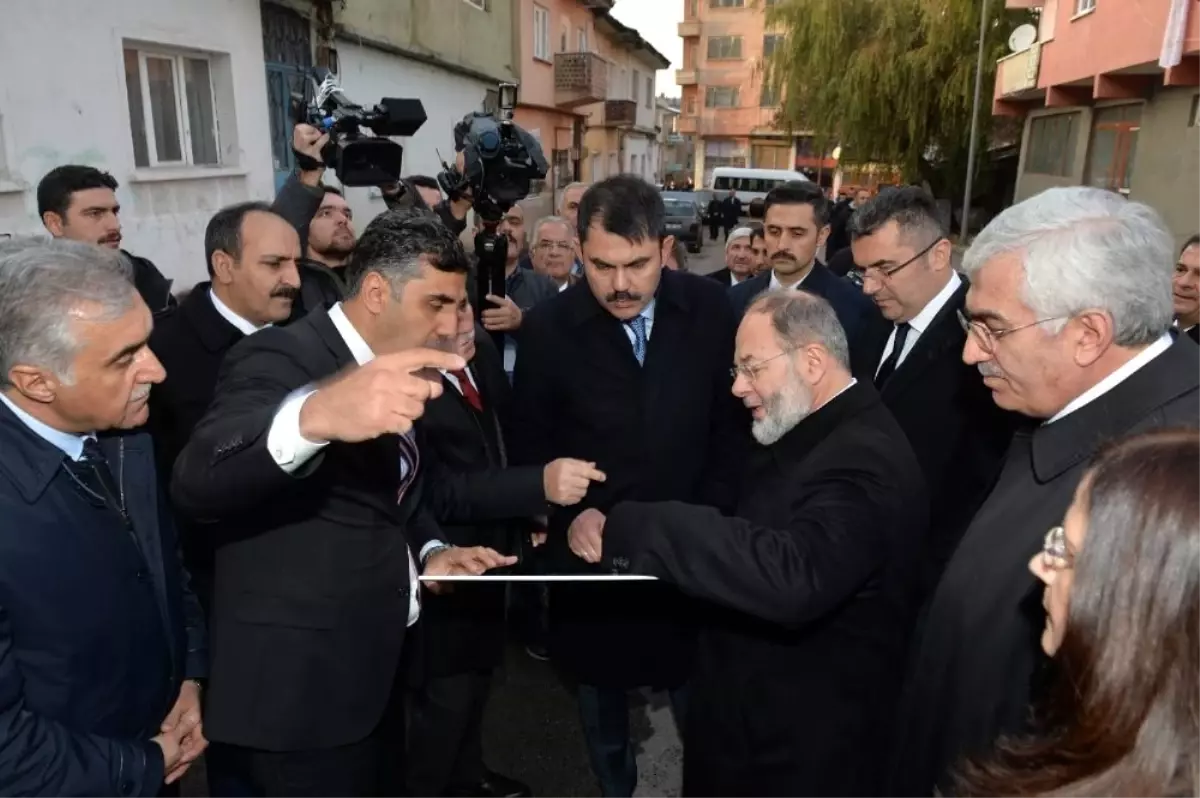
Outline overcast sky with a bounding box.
[610,0,683,98]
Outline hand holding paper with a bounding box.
[568,508,606,564]
[424,545,518,594]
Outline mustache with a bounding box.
[605,290,642,303]
[130,385,151,403]
[771,253,796,263]
[271,285,300,300]
[977,362,1004,378]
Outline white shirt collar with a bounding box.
[209,288,269,336]
[819,377,858,411]
[328,303,376,367]
[907,272,962,334]
[769,266,810,292]
[0,391,92,461]
[1046,333,1174,424]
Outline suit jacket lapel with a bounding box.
[880,283,967,400]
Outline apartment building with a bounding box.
[676,0,795,189]
[995,0,1199,247]
[656,98,693,184]
[0,0,520,287]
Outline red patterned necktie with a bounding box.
[451,369,483,412]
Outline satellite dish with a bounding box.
[1008,24,1037,53]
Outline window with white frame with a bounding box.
[533,5,550,61]
[578,27,588,53]
[633,70,641,103]
[463,0,488,9]
[1075,0,1095,14]
[123,46,220,168]
[645,77,653,108]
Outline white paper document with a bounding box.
[418,574,658,582]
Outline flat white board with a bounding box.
[418,574,657,582]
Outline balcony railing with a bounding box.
[605,99,637,126]
[996,43,1041,96]
[678,20,701,37]
[555,52,608,109]
[676,68,698,85]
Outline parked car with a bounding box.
[662,197,703,253]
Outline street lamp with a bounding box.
[962,0,990,241]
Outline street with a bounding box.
[683,228,728,278]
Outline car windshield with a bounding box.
[663,199,694,215]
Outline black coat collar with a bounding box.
[178,282,245,355]
[1031,336,1199,481]
[769,379,881,468]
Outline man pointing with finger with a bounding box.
[171,209,515,796]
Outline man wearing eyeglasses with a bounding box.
[848,188,1018,598]
[529,216,579,291]
[887,187,1199,798]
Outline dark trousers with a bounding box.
[708,222,720,241]
[577,684,688,797]
[209,684,407,797]
[722,223,735,240]
[405,670,493,796]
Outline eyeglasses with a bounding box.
[1040,525,1075,571]
[730,349,793,381]
[854,237,944,282]
[535,241,574,253]
[956,310,1068,355]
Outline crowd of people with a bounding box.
[0,119,1196,798]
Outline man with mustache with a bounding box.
[529,216,578,291]
[848,187,1018,596]
[148,202,302,617]
[509,175,746,797]
[729,182,878,360]
[489,204,558,379]
[888,187,1199,797]
[0,239,207,795]
[567,289,927,796]
[1172,234,1199,343]
[37,165,177,318]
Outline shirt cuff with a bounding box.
[267,388,329,474]
[419,540,449,565]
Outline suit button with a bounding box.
[120,781,134,794]
[136,570,149,582]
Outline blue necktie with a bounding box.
[627,315,647,365]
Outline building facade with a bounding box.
[995,0,1199,247]
[0,0,520,287]
[656,98,692,185]
[676,0,796,189]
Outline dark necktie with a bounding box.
[450,368,484,412]
[76,438,127,520]
[875,322,911,388]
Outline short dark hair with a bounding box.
[321,185,343,198]
[345,208,472,297]
[407,175,440,192]
[762,181,831,227]
[577,175,664,244]
[748,221,765,242]
[37,165,119,219]
[1183,234,1199,254]
[848,186,946,243]
[204,201,276,277]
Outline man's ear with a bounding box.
[8,365,60,405]
[1071,309,1117,368]
[660,235,677,265]
[42,211,66,237]
[211,250,237,286]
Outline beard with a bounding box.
[752,374,814,446]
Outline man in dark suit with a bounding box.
[509,176,747,797]
[570,289,928,796]
[148,202,302,614]
[847,188,1018,595]
[0,240,207,795]
[170,210,516,796]
[406,304,602,798]
[707,226,756,288]
[719,189,743,240]
[729,182,878,353]
[1172,234,1199,342]
[889,187,1199,796]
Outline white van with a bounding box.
[710,167,809,206]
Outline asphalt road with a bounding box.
[682,228,728,278]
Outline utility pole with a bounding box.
[962,0,990,241]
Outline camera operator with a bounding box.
[274,124,474,321]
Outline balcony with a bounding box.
[676,68,698,86]
[554,52,609,109]
[678,19,701,38]
[996,43,1042,96]
[678,115,698,134]
[605,100,637,126]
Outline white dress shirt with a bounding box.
[875,272,963,377]
[621,298,657,348]
[1047,332,1173,424]
[265,302,440,626]
[0,392,92,461]
[768,267,811,292]
[209,289,268,336]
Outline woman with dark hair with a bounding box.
[956,428,1199,797]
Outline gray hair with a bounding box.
[531,215,573,245]
[561,182,588,200]
[0,238,136,386]
[962,187,1174,346]
[747,289,850,370]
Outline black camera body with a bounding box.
[299,68,428,186]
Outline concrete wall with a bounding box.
[0,0,275,288]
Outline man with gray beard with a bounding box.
[568,289,928,796]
